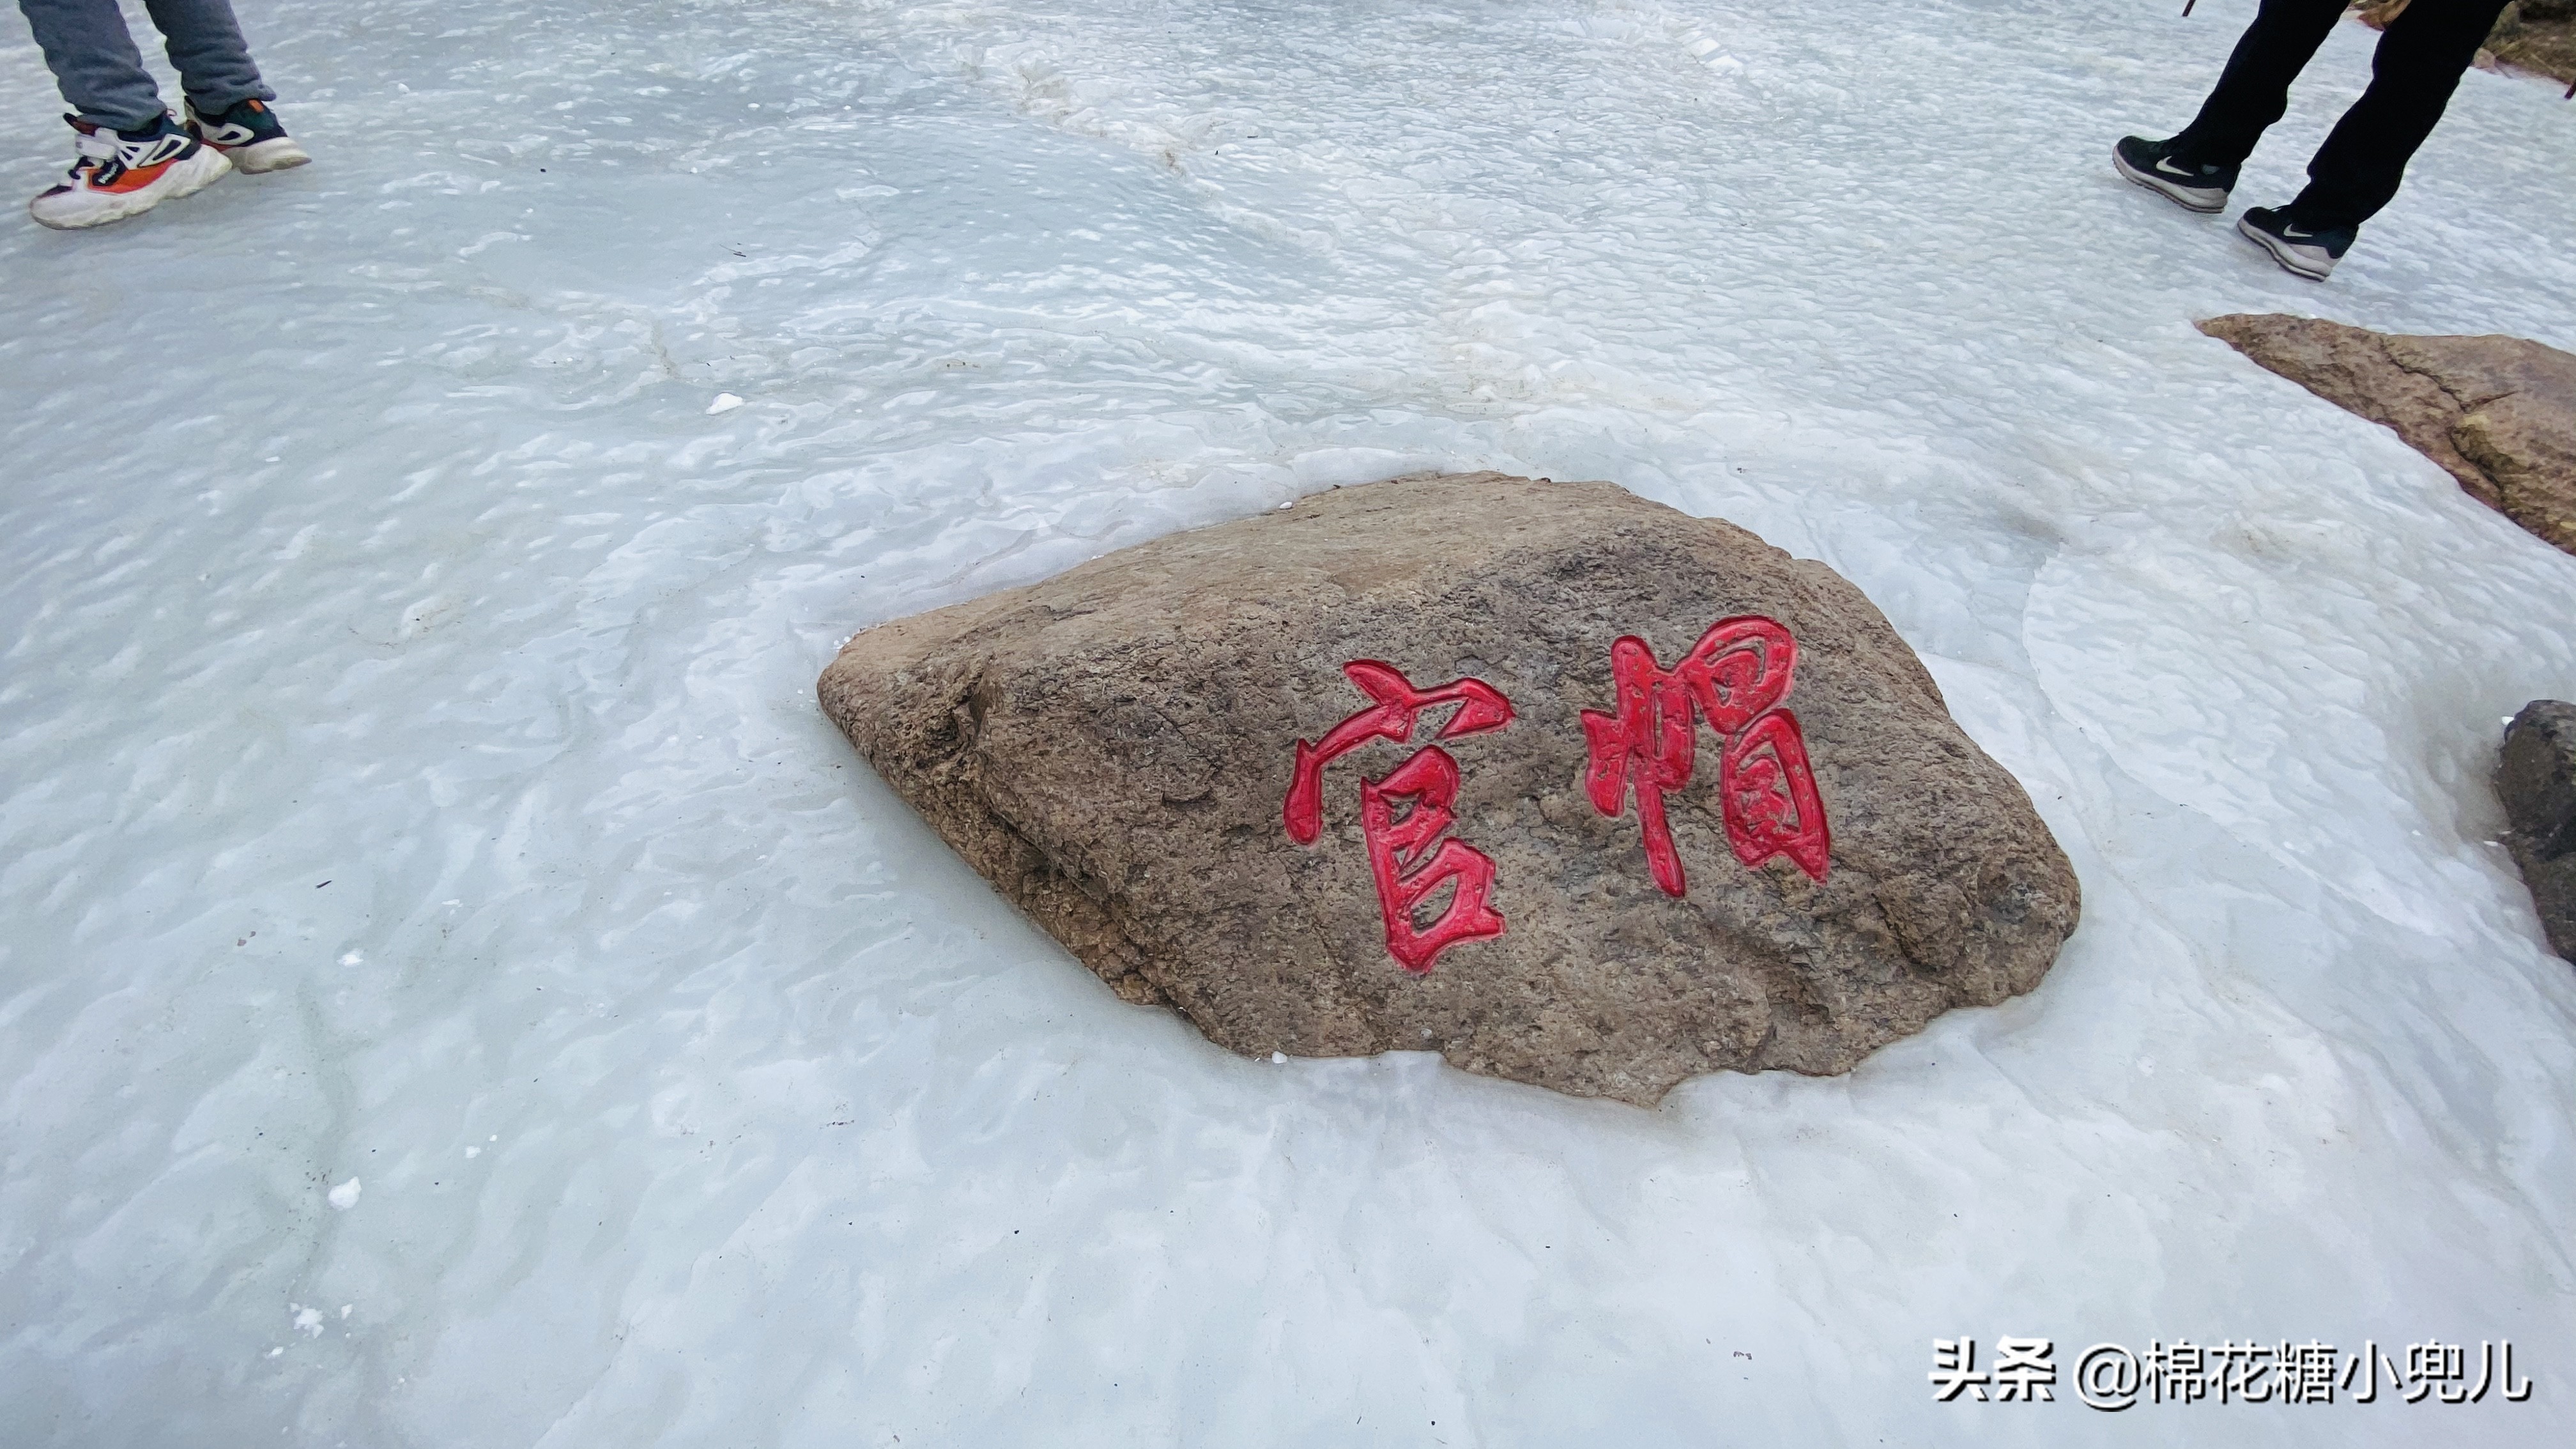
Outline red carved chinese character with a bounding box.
[1359,746,1505,972]
[1284,660,1515,973]
[1581,616,1830,894]
[1282,660,1514,844]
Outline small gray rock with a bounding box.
[819,473,2081,1105]
[2499,700,2576,962]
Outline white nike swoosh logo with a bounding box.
[2152,158,2200,179]
[130,135,188,167]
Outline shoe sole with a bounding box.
[226,137,310,174]
[29,146,232,230]
[2113,148,2228,213]
[2235,214,2335,280]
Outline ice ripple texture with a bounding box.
[3,0,2573,1444]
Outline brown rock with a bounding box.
[819,473,2080,1105]
[2499,700,2576,963]
[2198,313,2576,556]
[2487,2,2576,93]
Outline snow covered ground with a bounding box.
[3,0,2574,1443]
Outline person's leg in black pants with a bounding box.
[2289,0,2511,229]
[2170,0,2511,226]
[2168,0,2350,171]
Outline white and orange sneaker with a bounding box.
[185,98,310,174]
[29,114,231,230]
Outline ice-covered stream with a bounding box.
[3,0,2574,1443]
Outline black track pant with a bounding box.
[2171,0,2510,229]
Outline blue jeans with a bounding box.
[16,0,275,132]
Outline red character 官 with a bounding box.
[1581,616,1830,894]
[1283,661,1515,972]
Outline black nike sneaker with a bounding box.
[2235,206,2357,280]
[2112,135,2237,214]
[185,97,309,174]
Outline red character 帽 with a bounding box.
[1581,616,1830,894]
[1283,661,1515,972]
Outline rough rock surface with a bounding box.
[2198,313,2576,556]
[2362,1,2576,91]
[2486,1,2576,92]
[2499,700,2576,963]
[819,473,2080,1105]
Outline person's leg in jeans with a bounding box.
[2287,0,2512,228]
[13,0,292,227]
[2168,0,2352,168]
[16,0,170,130]
[140,0,308,174]
[139,0,274,116]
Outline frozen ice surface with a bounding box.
[3,0,2573,1443]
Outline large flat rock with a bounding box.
[2200,312,2576,556]
[820,473,2080,1104]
